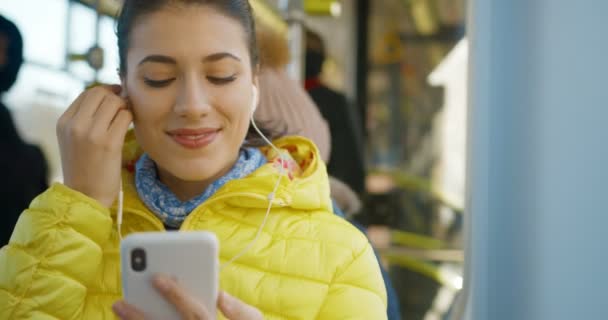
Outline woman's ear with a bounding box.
[118,80,132,115]
[120,85,128,99]
[119,73,128,98]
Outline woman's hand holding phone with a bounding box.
[112,275,263,320]
[57,84,133,207]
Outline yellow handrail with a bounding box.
[251,0,288,35]
[383,254,462,290]
[391,230,444,249]
[369,168,464,213]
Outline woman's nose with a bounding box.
[174,74,212,119]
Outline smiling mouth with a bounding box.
[176,133,213,140]
[167,128,221,149]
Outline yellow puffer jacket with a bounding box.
[0,135,387,319]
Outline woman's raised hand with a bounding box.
[57,85,133,207]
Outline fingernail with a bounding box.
[219,291,233,307]
[154,275,171,291]
[218,292,231,312]
[112,301,126,318]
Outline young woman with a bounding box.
[0,1,387,319]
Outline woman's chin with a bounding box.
[149,145,238,184]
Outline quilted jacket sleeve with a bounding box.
[316,242,388,320]
[0,183,113,320]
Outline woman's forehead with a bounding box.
[127,6,250,63]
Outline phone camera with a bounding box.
[131,248,147,272]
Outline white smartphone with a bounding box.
[120,231,219,319]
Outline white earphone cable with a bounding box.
[117,180,124,241]
[220,113,287,270]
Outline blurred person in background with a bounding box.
[305,29,365,195]
[254,24,331,162]
[0,15,48,247]
[256,25,358,216]
[255,25,401,320]
[256,24,363,218]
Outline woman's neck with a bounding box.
[156,158,237,202]
[157,174,211,202]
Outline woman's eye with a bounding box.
[144,78,175,88]
[207,75,236,85]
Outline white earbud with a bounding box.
[251,85,258,115]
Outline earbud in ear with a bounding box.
[119,86,132,111]
[119,85,129,98]
[251,85,258,115]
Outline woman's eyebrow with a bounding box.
[137,53,241,66]
[138,55,176,66]
[203,52,241,63]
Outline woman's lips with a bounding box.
[167,128,220,149]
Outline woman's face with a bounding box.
[123,6,256,187]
